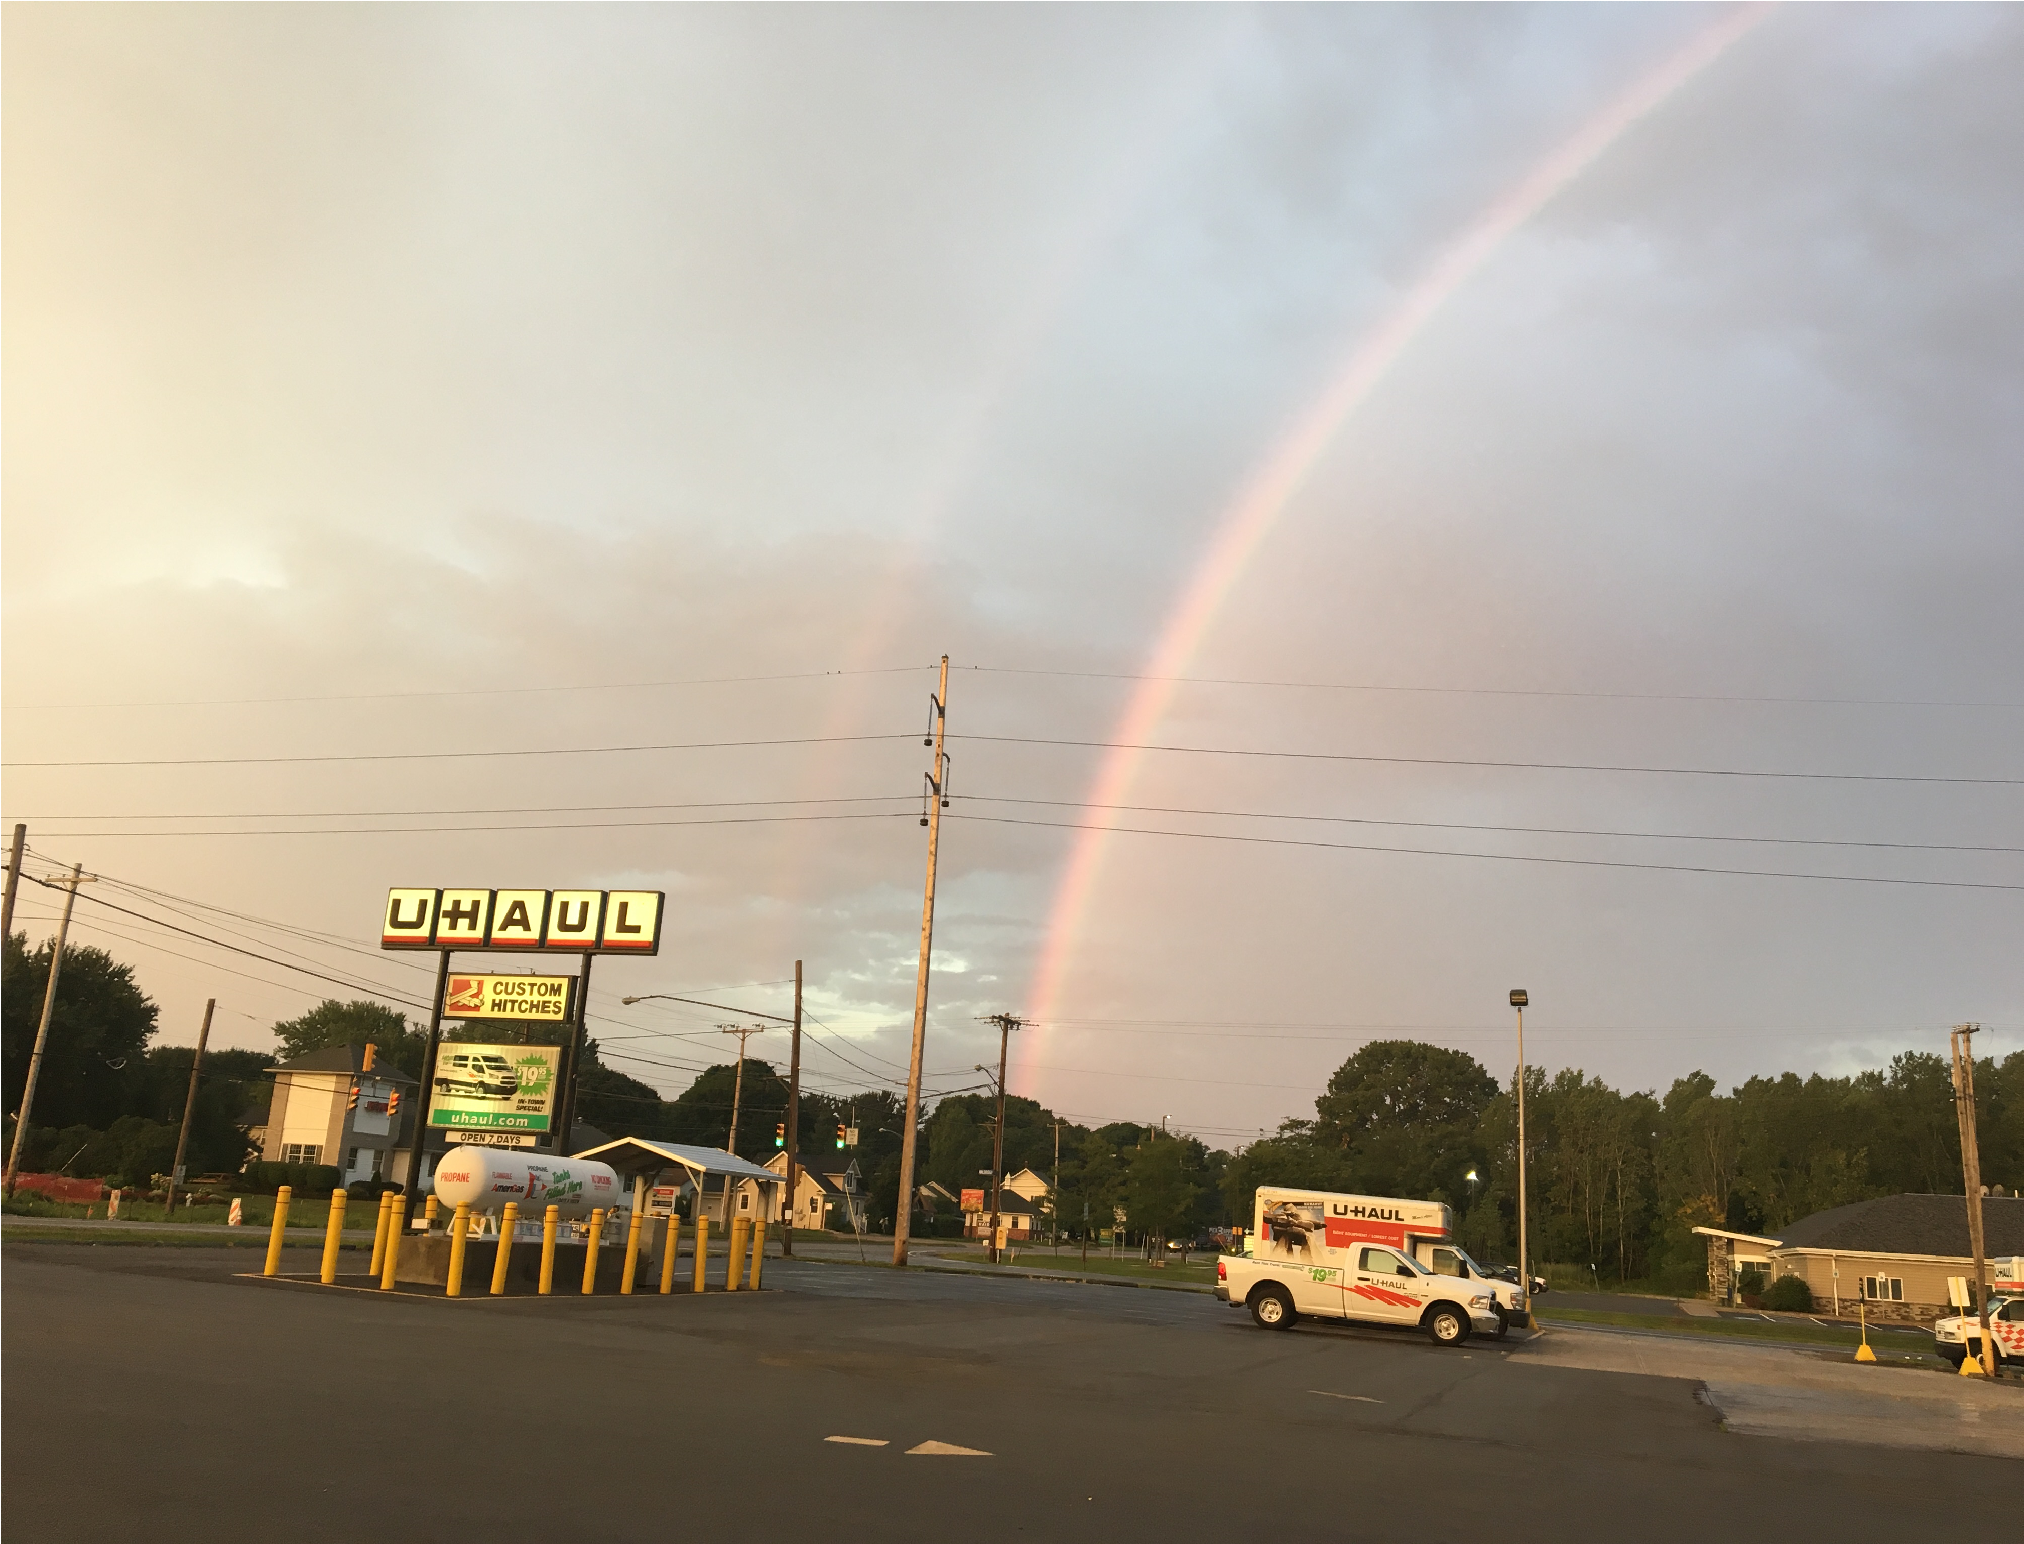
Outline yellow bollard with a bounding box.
[621,1207,645,1295]
[320,1188,348,1285]
[659,1214,681,1295]
[491,1202,519,1295]
[538,1204,559,1295]
[581,1208,606,1295]
[379,1196,408,1290]
[368,1191,394,1280]
[263,1185,293,1277]
[693,1216,711,1294]
[726,1217,750,1292]
[424,1194,440,1234]
[1854,1298,1876,1363]
[446,1203,472,1297]
[749,1217,767,1291]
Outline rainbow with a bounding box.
[1022,7,1769,1079]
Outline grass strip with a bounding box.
[1537,1305,1930,1351]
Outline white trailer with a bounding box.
[1215,1186,1503,1346]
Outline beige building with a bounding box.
[1699,1194,2024,1323]
[254,1044,417,1187]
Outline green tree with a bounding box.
[1219,1121,1356,1222]
[1123,1136,1198,1246]
[270,1000,425,1078]
[1313,1040,1496,1204]
[4,933,159,1132]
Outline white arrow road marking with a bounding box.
[825,1436,889,1446]
[906,1440,992,1456]
[1308,1391,1382,1403]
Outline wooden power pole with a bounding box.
[980,1013,1024,1263]
[782,960,802,1258]
[1951,1023,1996,1376]
[163,999,216,1216]
[4,863,92,1194]
[892,655,949,1268]
[0,824,25,941]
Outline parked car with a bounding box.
[1486,1263,1548,1296]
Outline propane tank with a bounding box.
[430,1146,625,1221]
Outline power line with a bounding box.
[5,795,908,821]
[3,732,914,771]
[957,665,2024,711]
[954,734,2023,787]
[17,811,916,839]
[4,664,936,711]
[964,796,2022,855]
[948,813,2024,890]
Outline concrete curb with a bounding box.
[788,1253,1217,1296]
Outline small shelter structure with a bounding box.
[571,1137,788,1225]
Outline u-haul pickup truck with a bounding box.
[1215,1187,1503,1346]
[1933,1258,2024,1370]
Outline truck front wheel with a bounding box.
[1425,1304,1469,1346]
[1249,1284,1297,1330]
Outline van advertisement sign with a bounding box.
[427,1043,561,1133]
[443,973,573,1021]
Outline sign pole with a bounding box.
[556,952,593,1156]
[404,951,452,1199]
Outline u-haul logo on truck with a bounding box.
[1330,1204,1404,1221]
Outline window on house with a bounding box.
[1861,1276,1903,1302]
[346,1148,360,1171]
[282,1144,322,1165]
[739,1193,749,1211]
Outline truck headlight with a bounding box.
[1471,1294,1492,1308]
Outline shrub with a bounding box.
[242,1162,343,1196]
[1765,1274,1814,1313]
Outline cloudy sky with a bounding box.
[5,3,2019,1147]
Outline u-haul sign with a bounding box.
[382,889,664,954]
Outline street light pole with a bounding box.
[1511,988,1531,1323]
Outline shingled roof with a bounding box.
[1776,1193,2024,1258]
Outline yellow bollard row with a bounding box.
[581,1208,606,1295]
[693,1217,711,1294]
[319,1188,348,1285]
[621,1206,645,1295]
[379,1195,408,1290]
[659,1214,681,1295]
[424,1194,440,1234]
[446,1203,472,1297]
[726,1216,750,1292]
[750,1217,767,1291]
[368,1190,394,1280]
[491,1202,519,1295]
[262,1185,293,1277]
[539,1204,559,1295]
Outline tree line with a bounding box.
[8,932,2016,1286]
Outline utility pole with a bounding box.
[0,824,25,940]
[4,863,92,1195]
[782,961,802,1258]
[403,951,453,1198]
[554,952,594,1155]
[893,654,950,1268]
[1517,996,1531,1311]
[721,1024,766,1156]
[1951,1023,1996,1377]
[1052,1118,1065,1251]
[978,1013,1024,1263]
[163,999,216,1216]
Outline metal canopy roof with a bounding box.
[571,1137,786,1187]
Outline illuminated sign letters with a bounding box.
[382,889,664,955]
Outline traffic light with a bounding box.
[347,1083,360,1113]
[835,1122,846,1150]
[387,1088,402,1117]
[774,1123,785,1149]
[361,1042,377,1073]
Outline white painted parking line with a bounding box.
[906,1440,992,1456]
[1308,1390,1382,1404]
[825,1436,889,1446]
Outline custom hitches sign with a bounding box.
[443,973,574,1022]
[427,1043,561,1136]
[381,889,664,954]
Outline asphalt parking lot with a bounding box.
[4,1240,2014,1542]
